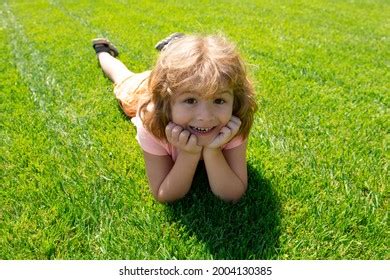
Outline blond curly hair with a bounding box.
[129,34,257,141]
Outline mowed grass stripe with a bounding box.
[2,2,114,185]
[1,3,128,259]
[3,1,143,188]
[4,0,157,203]
[2,3,88,147]
[0,13,88,259]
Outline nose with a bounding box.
[196,101,214,122]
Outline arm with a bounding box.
[143,151,201,203]
[202,116,248,202]
[203,143,247,202]
[143,122,202,203]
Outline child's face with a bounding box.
[170,89,234,146]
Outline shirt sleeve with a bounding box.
[131,116,169,156]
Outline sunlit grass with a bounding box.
[1,0,388,259]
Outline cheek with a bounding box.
[169,102,179,121]
[219,106,233,125]
[170,106,190,124]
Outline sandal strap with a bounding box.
[155,32,185,51]
[93,45,116,56]
[92,38,119,57]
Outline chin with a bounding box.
[197,139,211,146]
[196,134,216,146]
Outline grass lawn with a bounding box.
[0,0,388,259]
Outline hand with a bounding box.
[165,122,202,154]
[205,116,242,150]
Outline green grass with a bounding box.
[0,0,388,259]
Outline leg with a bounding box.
[92,38,133,84]
[97,52,133,84]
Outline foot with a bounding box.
[92,38,119,57]
[155,32,185,51]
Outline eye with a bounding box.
[214,98,226,105]
[184,98,197,104]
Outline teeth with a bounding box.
[191,126,212,132]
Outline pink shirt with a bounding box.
[131,115,245,161]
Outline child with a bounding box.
[92,33,257,203]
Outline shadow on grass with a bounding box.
[166,162,281,259]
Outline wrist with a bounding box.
[202,146,222,157]
[179,147,202,157]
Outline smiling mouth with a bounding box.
[189,125,216,135]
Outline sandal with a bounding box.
[155,32,185,51]
[92,38,119,57]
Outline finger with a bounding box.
[226,121,240,134]
[219,126,232,139]
[178,130,190,146]
[210,127,231,147]
[171,125,183,140]
[230,116,242,126]
[226,120,238,130]
[165,122,175,140]
[166,122,176,128]
[187,134,198,147]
